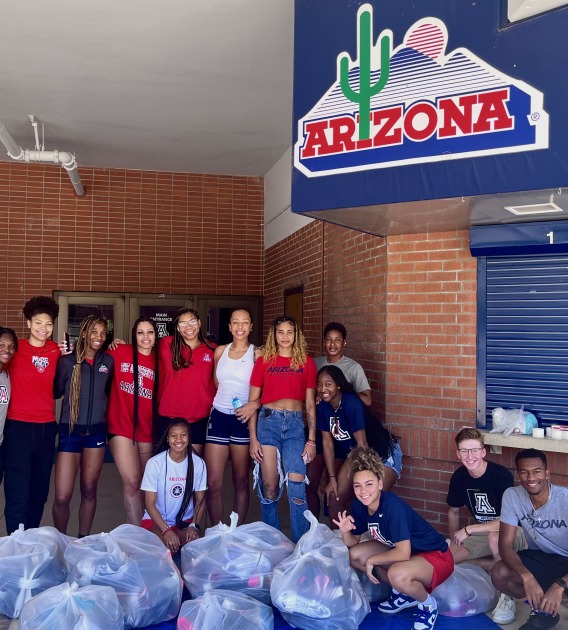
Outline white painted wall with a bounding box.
[263,147,313,249]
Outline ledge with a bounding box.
[481,430,568,454]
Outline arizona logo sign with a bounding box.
[294,4,549,178]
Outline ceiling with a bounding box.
[0,0,293,176]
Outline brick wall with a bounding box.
[264,222,568,530]
[0,162,263,336]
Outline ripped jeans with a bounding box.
[253,407,309,543]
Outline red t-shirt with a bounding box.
[7,338,60,423]
[250,355,317,405]
[106,344,156,443]
[158,337,216,422]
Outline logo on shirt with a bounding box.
[468,491,497,519]
[0,386,8,404]
[368,522,394,547]
[170,484,184,499]
[99,364,109,373]
[202,354,212,362]
[32,356,49,373]
[330,415,350,441]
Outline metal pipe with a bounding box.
[0,117,85,196]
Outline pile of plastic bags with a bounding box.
[0,525,72,618]
[432,563,498,617]
[65,524,182,628]
[182,512,294,604]
[270,512,370,630]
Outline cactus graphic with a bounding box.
[339,4,392,141]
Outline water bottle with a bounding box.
[232,396,243,410]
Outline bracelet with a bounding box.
[555,578,568,596]
[463,526,471,537]
[188,522,201,532]
[306,440,316,446]
[162,526,173,536]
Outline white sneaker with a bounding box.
[492,593,516,625]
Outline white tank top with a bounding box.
[212,343,255,414]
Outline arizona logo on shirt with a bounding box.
[99,364,109,373]
[32,356,49,373]
[202,354,212,362]
[0,386,8,404]
[369,522,394,547]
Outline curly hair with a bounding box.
[262,316,308,370]
[69,316,107,431]
[346,446,384,481]
[22,295,59,321]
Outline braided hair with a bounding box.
[69,316,107,432]
[171,308,215,371]
[155,419,205,528]
[317,364,400,462]
[131,317,160,444]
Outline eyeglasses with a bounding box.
[458,448,484,455]
[178,319,199,328]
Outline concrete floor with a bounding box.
[0,462,566,629]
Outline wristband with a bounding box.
[188,522,201,532]
[306,440,316,446]
[463,526,470,537]
[162,526,173,536]
[555,578,568,596]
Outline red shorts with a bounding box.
[418,547,454,592]
[141,519,191,533]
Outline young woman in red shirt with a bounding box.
[106,317,159,524]
[157,308,216,456]
[248,316,317,543]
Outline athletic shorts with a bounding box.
[155,415,208,446]
[206,407,250,446]
[141,519,192,532]
[464,526,526,559]
[58,431,107,453]
[518,549,568,591]
[418,547,455,592]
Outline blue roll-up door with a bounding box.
[478,254,568,428]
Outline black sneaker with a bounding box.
[519,610,560,630]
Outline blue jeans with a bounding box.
[254,407,309,543]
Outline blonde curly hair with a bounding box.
[262,316,308,370]
[346,446,384,481]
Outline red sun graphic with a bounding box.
[404,22,446,60]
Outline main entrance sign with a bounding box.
[294,4,548,178]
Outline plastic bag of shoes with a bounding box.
[177,589,274,630]
[270,511,370,630]
[0,525,74,618]
[356,569,391,603]
[432,563,498,617]
[181,512,294,604]
[64,524,181,628]
[20,581,124,630]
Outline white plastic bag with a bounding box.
[356,569,391,603]
[64,524,182,628]
[270,511,370,630]
[432,563,498,617]
[490,406,538,436]
[181,512,294,604]
[177,589,274,630]
[0,525,73,618]
[20,581,124,630]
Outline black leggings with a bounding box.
[3,419,57,534]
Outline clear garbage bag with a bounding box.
[64,524,182,628]
[0,525,73,618]
[20,581,124,630]
[181,512,294,604]
[177,589,274,630]
[270,511,370,630]
[356,569,391,603]
[490,406,538,436]
[432,563,498,617]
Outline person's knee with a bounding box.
[80,483,99,502]
[232,474,249,494]
[287,474,306,506]
[387,565,409,591]
[491,560,510,589]
[262,480,279,501]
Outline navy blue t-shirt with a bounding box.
[352,491,448,554]
[317,391,366,459]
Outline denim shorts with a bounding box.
[206,407,250,446]
[256,407,306,477]
[383,441,403,478]
[58,431,106,453]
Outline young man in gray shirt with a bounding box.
[492,448,568,630]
